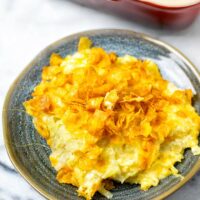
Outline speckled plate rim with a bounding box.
[2,29,200,200]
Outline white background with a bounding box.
[0,0,200,199]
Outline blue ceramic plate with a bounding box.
[3,29,200,200]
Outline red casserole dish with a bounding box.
[70,0,200,29]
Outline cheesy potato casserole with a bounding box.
[24,37,200,200]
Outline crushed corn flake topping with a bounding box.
[24,37,200,200]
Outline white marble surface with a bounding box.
[0,0,200,199]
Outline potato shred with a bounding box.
[24,37,200,200]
